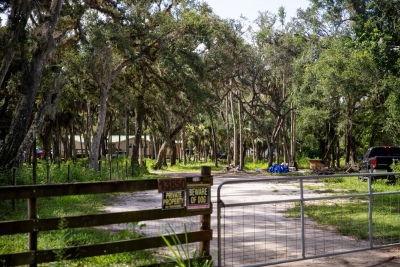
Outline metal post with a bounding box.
[300,178,306,258]
[217,185,223,267]
[125,161,128,178]
[368,175,373,248]
[12,168,16,210]
[109,160,112,180]
[46,164,51,184]
[67,164,71,183]
[117,161,119,180]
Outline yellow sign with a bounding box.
[162,190,185,210]
[187,185,210,210]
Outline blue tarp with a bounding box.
[268,163,289,173]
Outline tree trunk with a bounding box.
[84,99,92,156]
[89,86,109,170]
[290,105,296,163]
[69,127,75,159]
[182,131,187,165]
[238,97,244,169]
[170,140,177,166]
[151,134,157,160]
[132,94,144,166]
[0,1,32,87]
[156,141,169,169]
[155,120,187,169]
[125,108,130,156]
[276,132,280,164]
[209,113,218,167]
[0,0,64,169]
[267,142,274,167]
[230,91,238,166]
[225,93,231,163]
[336,138,340,168]
[88,45,130,170]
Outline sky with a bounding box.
[204,0,310,22]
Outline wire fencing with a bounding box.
[216,173,400,267]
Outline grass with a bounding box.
[0,159,167,266]
[0,192,157,266]
[287,176,400,243]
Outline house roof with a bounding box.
[72,135,151,144]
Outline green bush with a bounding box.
[391,161,400,181]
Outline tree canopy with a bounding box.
[1,0,399,170]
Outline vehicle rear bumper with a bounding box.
[372,169,390,173]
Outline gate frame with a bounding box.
[217,172,400,267]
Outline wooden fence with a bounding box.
[0,172,213,267]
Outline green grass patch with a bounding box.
[0,160,168,266]
[287,176,400,242]
[0,193,158,266]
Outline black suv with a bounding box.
[216,152,227,159]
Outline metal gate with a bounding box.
[216,173,400,266]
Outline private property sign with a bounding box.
[158,177,211,210]
[162,190,185,209]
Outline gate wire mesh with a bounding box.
[217,174,400,267]
[100,216,200,263]
[100,190,201,261]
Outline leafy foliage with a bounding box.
[160,224,213,267]
[1,0,400,177]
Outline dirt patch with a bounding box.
[279,247,400,267]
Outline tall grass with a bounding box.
[0,157,153,187]
[160,224,213,267]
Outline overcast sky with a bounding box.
[204,0,310,22]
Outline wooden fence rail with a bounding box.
[0,175,213,267]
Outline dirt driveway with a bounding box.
[103,171,400,266]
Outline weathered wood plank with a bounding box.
[0,230,213,266]
[0,176,212,200]
[0,180,159,200]
[0,207,212,235]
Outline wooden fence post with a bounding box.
[199,207,211,259]
[201,166,211,176]
[30,140,38,267]
[199,166,212,259]
[28,197,37,267]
